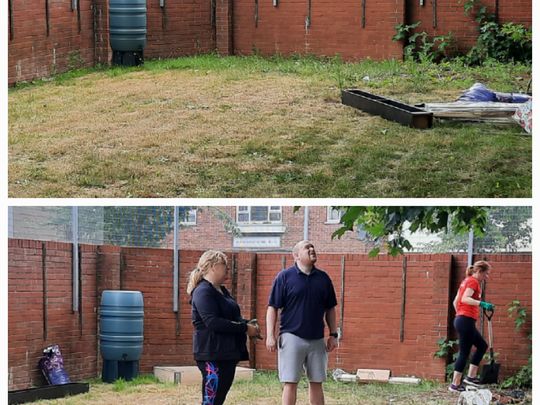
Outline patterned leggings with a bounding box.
[196,361,237,405]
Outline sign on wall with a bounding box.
[233,236,281,248]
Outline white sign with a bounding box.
[233,236,281,248]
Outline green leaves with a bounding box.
[332,207,488,257]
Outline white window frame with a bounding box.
[236,206,282,224]
[326,207,345,224]
[180,208,197,225]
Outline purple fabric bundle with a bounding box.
[39,344,71,385]
[458,83,531,103]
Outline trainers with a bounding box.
[448,383,466,392]
[463,376,483,387]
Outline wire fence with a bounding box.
[8,206,531,253]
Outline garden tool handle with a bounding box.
[483,307,494,321]
[483,308,495,360]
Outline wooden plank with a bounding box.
[422,102,520,123]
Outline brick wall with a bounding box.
[8,0,97,84]
[232,0,405,60]
[144,0,214,59]
[8,239,99,390]
[8,240,531,390]
[8,0,532,85]
[408,0,532,53]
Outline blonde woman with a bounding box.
[449,260,494,392]
[187,250,260,405]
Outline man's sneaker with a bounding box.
[463,376,483,387]
[448,383,466,392]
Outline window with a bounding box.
[237,206,282,224]
[180,208,197,225]
[327,207,345,224]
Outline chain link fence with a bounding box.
[8,206,531,253]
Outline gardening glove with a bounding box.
[479,301,494,311]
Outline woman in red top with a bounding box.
[449,260,494,392]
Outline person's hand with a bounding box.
[266,335,277,352]
[479,301,494,311]
[247,323,261,338]
[326,335,338,352]
[246,319,263,340]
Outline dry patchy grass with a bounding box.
[24,374,464,405]
[9,57,531,197]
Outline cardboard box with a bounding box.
[356,369,391,383]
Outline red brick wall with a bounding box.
[144,0,214,59]
[8,240,531,390]
[8,0,532,85]
[8,239,99,390]
[232,0,405,60]
[8,0,97,84]
[408,0,532,53]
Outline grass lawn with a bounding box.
[8,55,531,197]
[20,372,469,405]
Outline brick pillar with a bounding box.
[93,0,111,65]
[236,252,258,368]
[96,245,122,295]
[216,0,233,55]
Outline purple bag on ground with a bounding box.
[458,82,531,103]
[39,344,71,385]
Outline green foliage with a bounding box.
[434,337,458,359]
[393,22,453,63]
[392,1,532,65]
[417,207,531,253]
[463,0,531,64]
[332,207,488,257]
[501,357,532,389]
[434,337,459,381]
[508,300,527,331]
[501,300,532,388]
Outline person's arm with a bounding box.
[453,292,459,312]
[460,287,479,306]
[266,306,278,352]
[192,288,247,334]
[460,287,494,310]
[325,306,338,352]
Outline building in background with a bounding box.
[8,206,532,253]
[174,206,374,253]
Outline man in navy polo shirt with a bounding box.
[265,240,338,405]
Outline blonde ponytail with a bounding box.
[187,250,228,295]
[466,260,491,277]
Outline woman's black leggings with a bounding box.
[453,315,488,373]
[196,360,238,405]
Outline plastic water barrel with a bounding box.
[99,290,144,362]
[109,0,146,53]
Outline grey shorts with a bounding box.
[278,332,328,383]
